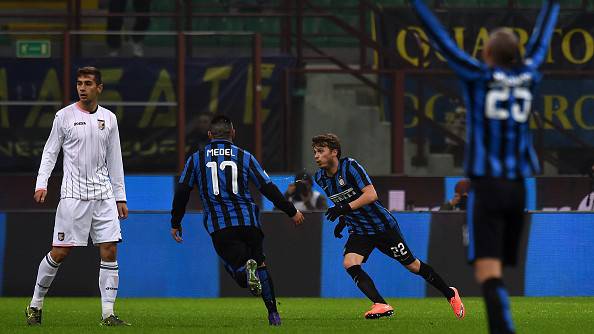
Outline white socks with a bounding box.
[30,252,60,309]
[30,253,120,319]
[99,261,119,319]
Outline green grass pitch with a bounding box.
[2,297,594,333]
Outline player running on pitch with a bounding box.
[170,115,305,326]
[312,133,464,320]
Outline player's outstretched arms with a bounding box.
[33,189,47,203]
[408,0,483,79]
[524,0,560,69]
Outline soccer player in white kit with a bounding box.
[25,67,130,326]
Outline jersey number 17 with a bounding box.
[206,161,239,195]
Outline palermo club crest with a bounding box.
[98,119,105,130]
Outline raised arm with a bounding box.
[409,0,483,79]
[524,0,560,69]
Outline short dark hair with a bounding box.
[209,115,234,139]
[76,66,102,85]
[311,133,341,158]
[487,28,520,67]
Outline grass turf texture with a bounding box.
[2,297,593,333]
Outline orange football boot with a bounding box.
[449,287,465,319]
[364,303,394,319]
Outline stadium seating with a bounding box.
[1,0,591,49]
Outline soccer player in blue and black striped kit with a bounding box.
[170,115,305,326]
[410,1,559,333]
[312,134,464,319]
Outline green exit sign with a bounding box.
[17,40,51,58]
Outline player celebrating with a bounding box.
[409,1,559,333]
[26,67,129,326]
[170,115,304,326]
[312,133,464,320]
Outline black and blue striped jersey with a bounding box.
[411,0,559,179]
[314,157,398,235]
[177,139,272,234]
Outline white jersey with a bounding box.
[35,103,126,201]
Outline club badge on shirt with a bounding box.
[58,232,65,241]
[338,176,345,186]
[98,119,105,130]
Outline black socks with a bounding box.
[346,265,387,304]
[415,261,455,300]
[482,278,516,334]
[257,267,278,313]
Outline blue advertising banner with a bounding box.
[525,213,594,297]
[118,213,219,297]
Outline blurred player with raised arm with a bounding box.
[26,67,129,326]
[410,1,560,333]
[312,133,464,320]
[171,115,304,326]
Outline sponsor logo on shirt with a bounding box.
[73,122,86,126]
[329,188,357,204]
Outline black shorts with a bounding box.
[210,226,265,272]
[467,178,526,266]
[344,226,416,266]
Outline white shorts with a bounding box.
[53,198,122,247]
